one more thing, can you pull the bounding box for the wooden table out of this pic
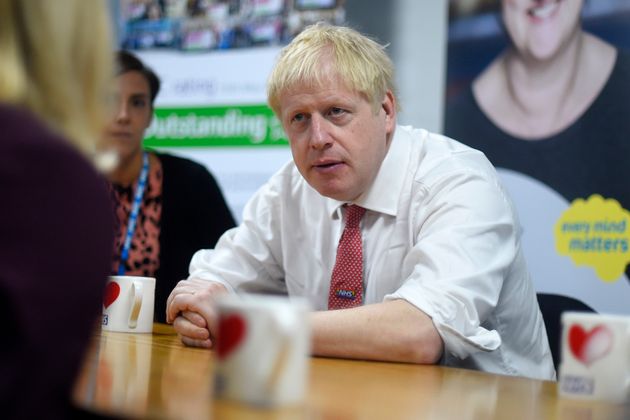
[73,324,629,419]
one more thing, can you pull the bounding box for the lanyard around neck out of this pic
[118,152,149,275]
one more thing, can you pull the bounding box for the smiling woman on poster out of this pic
[446,0,630,208]
[445,0,630,291]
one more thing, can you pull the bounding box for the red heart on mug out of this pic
[568,324,614,366]
[103,282,120,309]
[217,314,247,360]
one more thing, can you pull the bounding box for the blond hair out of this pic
[0,0,113,160]
[267,22,398,115]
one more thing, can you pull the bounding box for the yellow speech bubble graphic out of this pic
[554,195,630,281]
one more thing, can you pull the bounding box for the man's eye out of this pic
[329,107,345,116]
[291,113,305,123]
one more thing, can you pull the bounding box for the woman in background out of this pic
[105,51,235,323]
[0,1,114,418]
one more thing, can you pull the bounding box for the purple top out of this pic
[0,104,114,418]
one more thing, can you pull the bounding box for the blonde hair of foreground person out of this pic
[0,0,113,164]
[267,22,400,115]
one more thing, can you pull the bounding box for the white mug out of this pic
[102,276,155,333]
[559,312,630,403]
[213,294,311,407]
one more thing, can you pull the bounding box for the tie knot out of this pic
[345,205,366,228]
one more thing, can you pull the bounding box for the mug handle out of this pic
[128,280,143,329]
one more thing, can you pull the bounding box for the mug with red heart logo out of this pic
[559,312,630,403]
[213,294,310,407]
[102,276,155,333]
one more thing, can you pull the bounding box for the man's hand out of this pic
[165,278,228,348]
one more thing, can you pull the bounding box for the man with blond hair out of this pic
[166,23,555,380]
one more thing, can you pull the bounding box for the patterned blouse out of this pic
[110,154,163,277]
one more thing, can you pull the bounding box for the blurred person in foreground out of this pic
[166,23,555,380]
[104,50,235,323]
[0,1,115,418]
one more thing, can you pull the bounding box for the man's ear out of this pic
[382,90,396,134]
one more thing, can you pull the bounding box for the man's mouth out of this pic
[528,0,561,19]
[313,159,344,170]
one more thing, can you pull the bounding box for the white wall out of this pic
[391,0,448,133]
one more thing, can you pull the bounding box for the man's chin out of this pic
[313,185,360,202]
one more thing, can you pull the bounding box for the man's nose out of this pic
[310,114,332,149]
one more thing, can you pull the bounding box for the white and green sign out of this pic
[145,105,288,147]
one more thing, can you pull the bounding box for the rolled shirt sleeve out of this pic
[385,159,521,360]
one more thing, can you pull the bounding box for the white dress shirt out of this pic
[189,125,555,380]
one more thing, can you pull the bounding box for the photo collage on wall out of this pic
[121,0,345,52]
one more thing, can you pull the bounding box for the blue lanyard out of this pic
[118,152,149,275]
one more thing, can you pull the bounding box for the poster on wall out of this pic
[117,0,346,219]
[444,0,630,314]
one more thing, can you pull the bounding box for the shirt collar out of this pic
[326,125,412,218]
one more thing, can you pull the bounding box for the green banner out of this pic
[143,104,289,147]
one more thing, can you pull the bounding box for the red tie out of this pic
[328,205,366,310]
